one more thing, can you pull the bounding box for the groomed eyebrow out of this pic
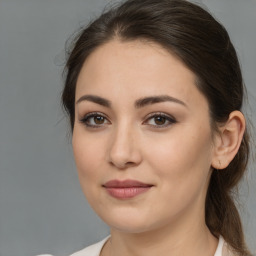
[76,95,111,108]
[76,94,187,108]
[135,95,187,108]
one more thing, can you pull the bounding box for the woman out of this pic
[59,0,252,255]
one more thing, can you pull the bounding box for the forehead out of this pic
[76,39,207,108]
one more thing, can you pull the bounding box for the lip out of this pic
[103,179,153,199]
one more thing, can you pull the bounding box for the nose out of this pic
[107,124,142,169]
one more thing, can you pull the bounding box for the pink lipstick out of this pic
[103,179,153,199]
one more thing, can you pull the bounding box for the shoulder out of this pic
[222,242,239,256]
[36,236,110,256]
[215,236,238,256]
[216,236,239,256]
[70,236,110,256]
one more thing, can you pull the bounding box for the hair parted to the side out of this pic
[62,0,252,255]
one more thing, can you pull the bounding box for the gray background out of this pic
[0,0,255,255]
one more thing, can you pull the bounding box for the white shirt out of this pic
[38,235,229,256]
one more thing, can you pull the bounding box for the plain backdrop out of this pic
[0,0,255,255]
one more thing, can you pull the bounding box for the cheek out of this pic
[72,131,109,209]
[145,125,213,190]
[72,131,105,182]
[144,129,213,220]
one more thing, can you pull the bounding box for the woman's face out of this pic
[72,40,216,234]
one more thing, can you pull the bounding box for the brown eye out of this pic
[154,116,166,125]
[144,113,177,128]
[80,112,110,128]
[94,116,105,124]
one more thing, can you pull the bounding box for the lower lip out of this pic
[104,187,152,199]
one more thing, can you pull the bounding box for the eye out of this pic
[144,113,176,128]
[79,112,110,128]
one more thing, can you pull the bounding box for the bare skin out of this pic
[72,39,245,256]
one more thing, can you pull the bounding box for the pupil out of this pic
[155,116,166,125]
[94,116,104,124]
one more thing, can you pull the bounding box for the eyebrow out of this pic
[76,95,111,107]
[76,94,187,108]
[135,95,187,108]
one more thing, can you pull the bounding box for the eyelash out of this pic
[79,112,110,128]
[143,112,177,128]
[79,112,177,129]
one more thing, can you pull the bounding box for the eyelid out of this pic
[78,111,176,128]
[79,112,111,128]
[143,112,177,127]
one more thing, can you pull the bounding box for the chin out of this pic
[97,210,160,234]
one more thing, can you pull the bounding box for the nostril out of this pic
[126,161,137,166]
[109,160,138,170]
[107,133,142,168]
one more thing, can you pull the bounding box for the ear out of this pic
[211,111,246,170]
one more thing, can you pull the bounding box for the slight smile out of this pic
[103,179,154,199]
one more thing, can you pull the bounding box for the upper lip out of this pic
[103,179,153,188]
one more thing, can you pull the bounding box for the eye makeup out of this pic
[143,112,177,128]
[79,112,110,128]
[79,110,177,130]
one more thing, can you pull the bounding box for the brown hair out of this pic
[62,0,251,255]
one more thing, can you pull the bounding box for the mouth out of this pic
[102,179,153,199]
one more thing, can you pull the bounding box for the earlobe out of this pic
[211,111,246,170]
